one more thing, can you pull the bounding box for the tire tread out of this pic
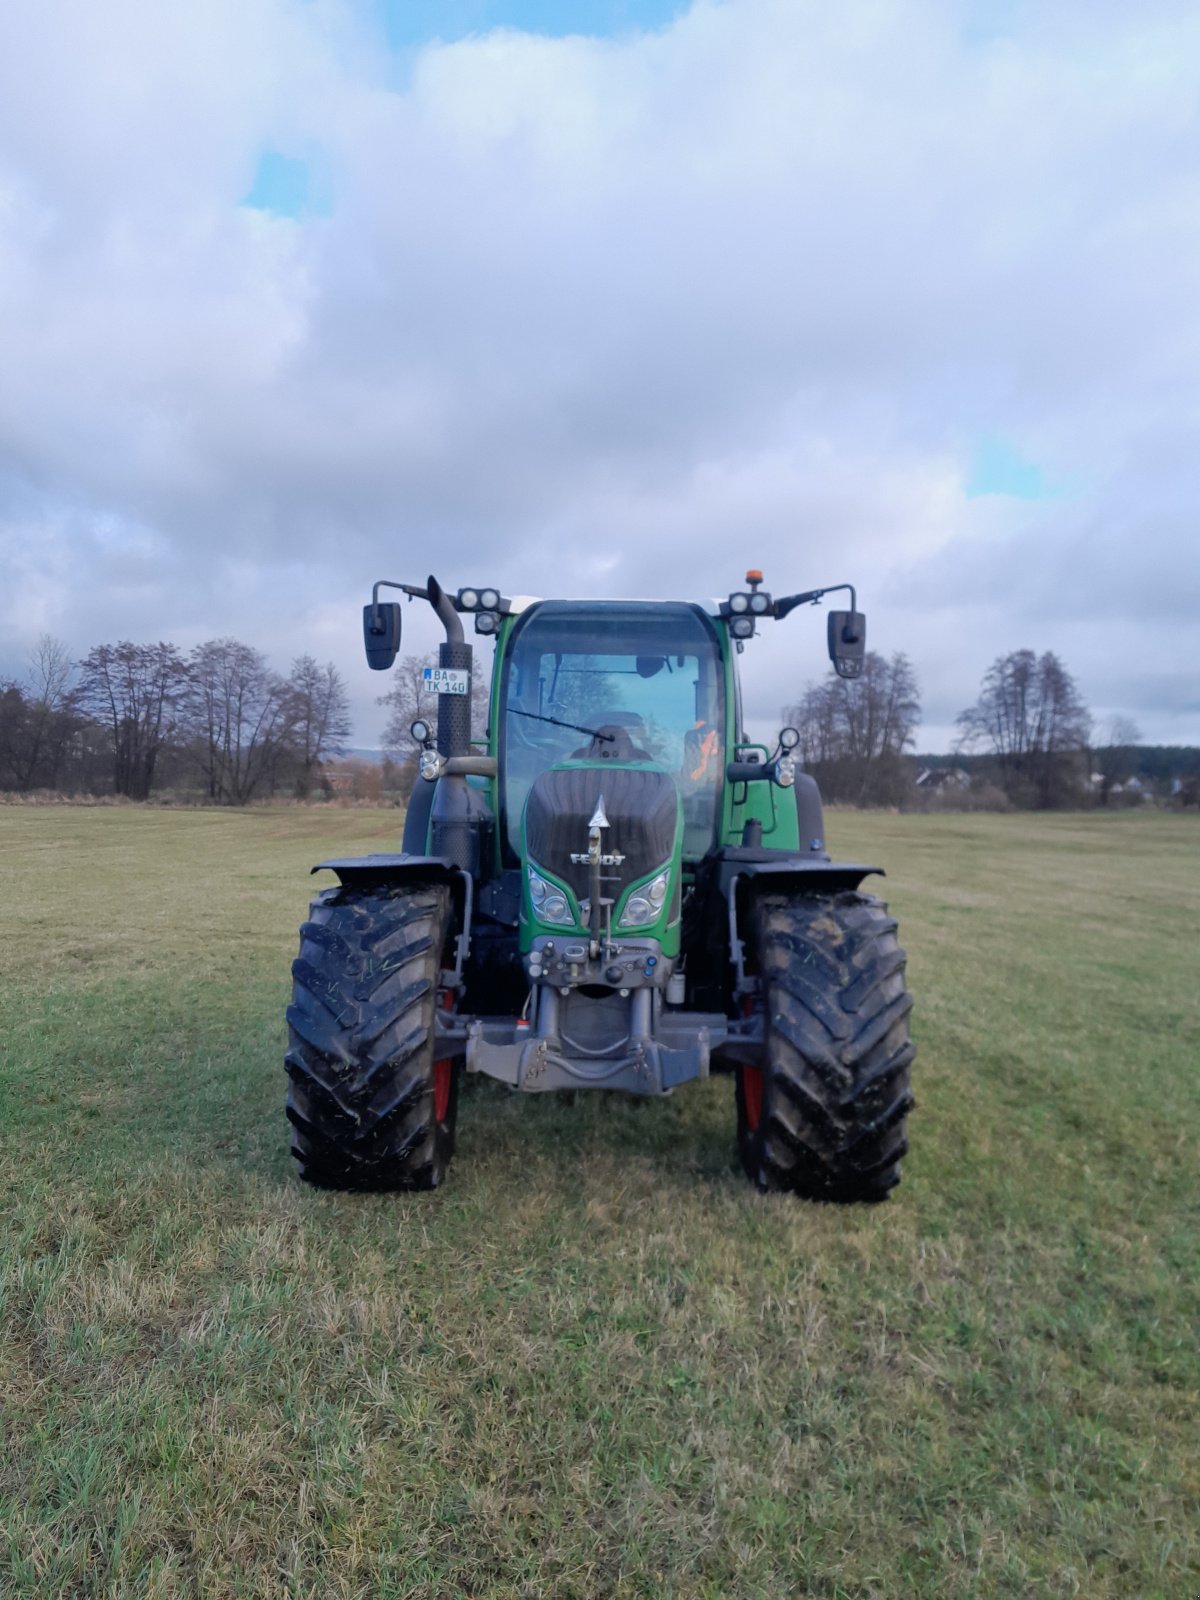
[285,883,457,1190]
[737,890,915,1202]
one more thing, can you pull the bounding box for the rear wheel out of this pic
[285,882,459,1190]
[736,890,915,1202]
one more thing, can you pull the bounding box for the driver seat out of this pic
[570,722,653,762]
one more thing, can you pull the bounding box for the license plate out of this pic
[423,667,470,696]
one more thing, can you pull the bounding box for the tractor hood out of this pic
[524,764,679,905]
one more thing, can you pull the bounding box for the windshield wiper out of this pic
[511,709,614,743]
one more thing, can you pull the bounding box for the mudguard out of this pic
[710,847,883,901]
[402,778,436,853]
[310,853,474,983]
[311,852,460,888]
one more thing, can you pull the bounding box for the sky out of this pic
[1,0,1198,753]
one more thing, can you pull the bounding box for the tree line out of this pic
[1,636,350,802]
[784,651,921,807]
[3,633,1187,811]
[784,646,1182,809]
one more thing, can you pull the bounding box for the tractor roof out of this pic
[504,595,721,617]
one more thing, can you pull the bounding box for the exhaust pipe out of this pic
[426,575,473,760]
[424,574,489,874]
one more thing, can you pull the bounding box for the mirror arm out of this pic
[369,577,466,646]
[774,582,856,622]
[369,579,425,630]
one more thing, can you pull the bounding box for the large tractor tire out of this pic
[736,891,915,1202]
[285,882,459,1190]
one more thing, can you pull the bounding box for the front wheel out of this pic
[285,882,459,1190]
[736,891,915,1202]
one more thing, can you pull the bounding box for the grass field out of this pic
[1,806,1198,1598]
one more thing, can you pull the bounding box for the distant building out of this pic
[915,767,970,790]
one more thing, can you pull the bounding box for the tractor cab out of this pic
[497,599,725,867]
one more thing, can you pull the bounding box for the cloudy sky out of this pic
[1,0,1197,751]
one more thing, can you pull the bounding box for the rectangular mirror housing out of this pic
[828,610,866,679]
[363,601,402,670]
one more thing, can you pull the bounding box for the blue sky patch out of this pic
[961,0,1020,49]
[378,0,686,48]
[243,150,326,219]
[966,435,1049,499]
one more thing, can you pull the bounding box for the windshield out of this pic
[500,601,724,863]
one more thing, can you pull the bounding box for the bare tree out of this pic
[379,655,440,763]
[0,683,28,789]
[0,636,80,791]
[79,641,188,799]
[956,649,1091,807]
[288,656,352,796]
[784,651,921,805]
[789,678,840,770]
[1095,714,1143,805]
[185,639,296,804]
[378,651,490,760]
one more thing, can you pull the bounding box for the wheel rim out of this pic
[433,1058,452,1123]
[433,986,454,1123]
[741,1065,764,1132]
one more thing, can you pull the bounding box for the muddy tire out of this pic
[736,891,915,1202]
[285,882,459,1190]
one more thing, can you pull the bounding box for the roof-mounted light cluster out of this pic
[720,568,773,639]
[455,585,509,636]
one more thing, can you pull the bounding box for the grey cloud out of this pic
[1,0,1198,751]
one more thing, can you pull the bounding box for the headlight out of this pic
[619,869,671,928]
[749,591,770,614]
[480,587,500,611]
[459,587,479,610]
[774,756,796,788]
[728,592,750,614]
[528,868,574,924]
[730,616,754,639]
[419,748,444,781]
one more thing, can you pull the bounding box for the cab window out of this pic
[499,602,723,863]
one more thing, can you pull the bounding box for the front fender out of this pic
[711,848,883,901]
[705,849,883,1005]
[311,852,460,888]
[309,853,473,981]
[309,855,471,927]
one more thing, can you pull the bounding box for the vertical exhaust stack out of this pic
[425,575,492,874]
[426,575,473,758]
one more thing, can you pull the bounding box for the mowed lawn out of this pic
[1,806,1198,1599]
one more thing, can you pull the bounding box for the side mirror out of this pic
[363,602,402,670]
[827,610,866,679]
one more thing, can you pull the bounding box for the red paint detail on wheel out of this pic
[433,1058,452,1123]
[433,988,454,1123]
[741,1065,764,1132]
[739,992,763,1131]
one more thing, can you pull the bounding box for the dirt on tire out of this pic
[736,890,915,1202]
[285,882,458,1190]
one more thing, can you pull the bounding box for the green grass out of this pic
[1,806,1198,1598]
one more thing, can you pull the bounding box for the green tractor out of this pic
[285,571,914,1201]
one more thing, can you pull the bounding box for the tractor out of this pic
[285,571,914,1200]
